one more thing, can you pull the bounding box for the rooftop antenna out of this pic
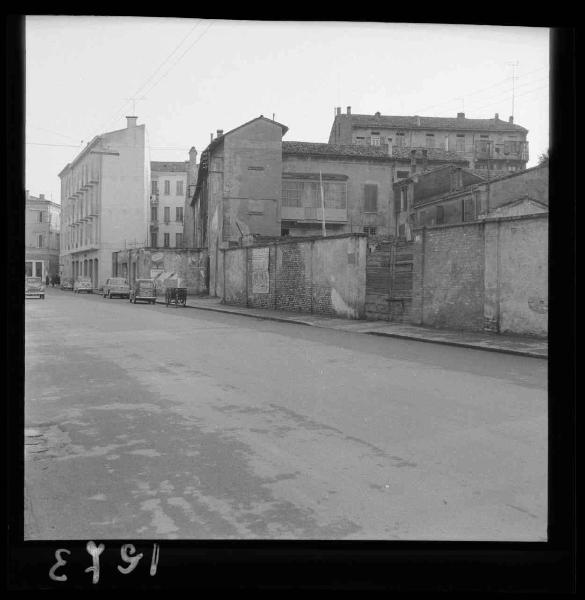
[126,95,146,115]
[272,113,275,121]
[506,61,519,118]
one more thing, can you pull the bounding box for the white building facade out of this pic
[59,116,150,288]
[149,161,188,249]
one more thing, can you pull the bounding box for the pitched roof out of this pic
[342,113,528,133]
[282,141,467,163]
[151,161,188,173]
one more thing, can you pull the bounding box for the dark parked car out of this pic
[103,277,130,299]
[74,277,93,294]
[129,279,157,304]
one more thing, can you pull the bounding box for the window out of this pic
[164,206,170,224]
[396,132,405,147]
[371,131,380,146]
[175,207,183,222]
[363,226,377,236]
[355,136,366,145]
[151,232,158,248]
[176,180,184,195]
[396,170,410,179]
[163,233,170,247]
[426,133,435,148]
[175,233,183,248]
[281,228,290,237]
[363,184,378,213]
[282,181,302,207]
[164,180,170,195]
[37,234,43,248]
[282,180,347,209]
[222,213,231,241]
[151,180,158,194]
[456,134,465,152]
[436,205,444,224]
[401,188,408,211]
[151,206,158,222]
[38,211,44,223]
[463,196,476,222]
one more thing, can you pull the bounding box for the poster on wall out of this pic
[251,247,269,294]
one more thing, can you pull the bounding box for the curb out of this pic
[365,331,547,359]
[157,299,548,359]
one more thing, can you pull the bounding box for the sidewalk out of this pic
[158,295,548,359]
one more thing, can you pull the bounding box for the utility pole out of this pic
[319,170,326,237]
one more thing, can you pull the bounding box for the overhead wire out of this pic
[98,19,205,132]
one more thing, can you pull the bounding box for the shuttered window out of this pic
[363,184,378,213]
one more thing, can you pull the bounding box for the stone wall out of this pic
[114,247,209,295]
[222,233,367,319]
[411,213,548,337]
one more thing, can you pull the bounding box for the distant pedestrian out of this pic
[55,274,60,287]
[45,274,50,287]
[50,276,55,287]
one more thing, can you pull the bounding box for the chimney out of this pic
[39,193,45,200]
[126,116,138,128]
[508,115,514,123]
[336,107,341,116]
[457,112,465,119]
[346,106,351,115]
[210,133,214,142]
[375,111,381,117]
[189,146,198,164]
[216,129,224,138]
[494,113,499,120]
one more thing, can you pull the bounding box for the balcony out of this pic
[282,206,348,223]
[474,140,529,161]
[150,194,159,206]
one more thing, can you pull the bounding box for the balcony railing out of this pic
[282,206,348,223]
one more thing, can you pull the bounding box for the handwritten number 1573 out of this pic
[49,542,160,583]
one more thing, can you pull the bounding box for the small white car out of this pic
[74,277,93,294]
[25,277,45,299]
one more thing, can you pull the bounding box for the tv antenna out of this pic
[126,96,147,115]
[506,61,520,118]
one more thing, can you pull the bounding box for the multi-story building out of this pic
[328,107,529,173]
[58,116,150,288]
[188,115,469,296]
[149,160,189,249]
[25,191,61,280]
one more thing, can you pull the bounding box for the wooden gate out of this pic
[365,239,414,322]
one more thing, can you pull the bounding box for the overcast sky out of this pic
[25,17,550,202]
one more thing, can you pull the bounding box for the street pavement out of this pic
[24,288,548,541]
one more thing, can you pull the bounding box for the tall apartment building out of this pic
[25,191,61,279]
[58,116,149,288]
[328,107,529,173]
[149,160,188,249]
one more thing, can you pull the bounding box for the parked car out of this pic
[103,277,130,299]
[60,277,73,291]
[74,277,93,294]
[25,276,45,299]
[129,278,157,305]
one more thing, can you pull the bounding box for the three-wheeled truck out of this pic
[164,279,187,307]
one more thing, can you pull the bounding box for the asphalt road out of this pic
[24,288,547,541]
